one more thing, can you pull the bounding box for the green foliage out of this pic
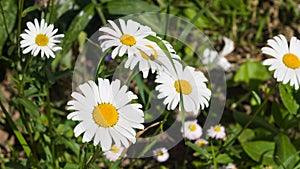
[241,141,276,165]
[0,0,17,54]
[279,83,300,115]
[234,60,271,85]
[107,0,160,15]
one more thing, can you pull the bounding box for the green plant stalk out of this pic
[211,141,217,169]
[44,58,58,168]
[17,0,24,58]
[0,100,38,166]
[0,0,9,37]
[163,0,170,39]
[83,146,101,169]
[221,84,277,150]
[91,0,106,25]
[16,54,39,165]
[48,0,55,23]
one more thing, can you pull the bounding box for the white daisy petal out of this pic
[68,78,144,150]
[20,18,64,58]
[262,35,300,89]
[98,19,156,59]
[207,124,226,139]
[155,65,211,115]
[153,147,169,162]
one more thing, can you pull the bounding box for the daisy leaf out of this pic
[279,83,300,115]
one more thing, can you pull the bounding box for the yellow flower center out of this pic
[35,34,49,46]
[196,140,206,147]
[189,124,197,132]
[120,34,136,46]
[157,151,164,157]
[174,80,192,95]
[282,53,300,69]
[110,145,120,154]
[92,103,119,128]
[214,125,221,132]
[139,45,158,60]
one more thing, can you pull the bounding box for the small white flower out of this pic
[202,37,234,71]
[67,78,144,151]
[20,18,64,58]
[195,138,208,147]
[207,124,226,139]
[98,19,156,59]
[181,120,202,140]
[79,11,84,16]
[104,144,124,162]
[155,62,211,114]
[124,38,181,78]
[262,34,300,90]
[225,163,237,169]
[153,147,169,162]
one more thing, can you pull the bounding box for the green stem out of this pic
[44,58,58,168]
[17,0,24,59]
[221,84,277,150]
[48,0,55,23]
[210,141,217,169]
[16,55,39,165]
[0,100,38,166]
[0,0,9,37]
[91,0,106,25]
[163,0,170,39]
[83,146,101,169]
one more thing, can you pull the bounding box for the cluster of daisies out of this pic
[95,19,213,161]
[19,17,300,167]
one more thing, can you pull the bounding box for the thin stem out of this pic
[0,100,38,166]
[48,0,55,23]
[83,146,101,169]
[44,58,58,168]
[17,0,24,59]
[163,0,170,39]
[210,141,217,169]
[221,84,277,150]
[91,0,106,25]
[0,0,9,37]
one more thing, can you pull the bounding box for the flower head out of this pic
[155,62,211,114]
[98,19,156,59]
[153,147,169,162]
[202,37,233,71]
[20,18,64,58]
[124,38,181,78]
[67,78,144,151]
[207,124,226,139]
[262,34,300,89]
[195,138,208,147]
[181,120,202,140]
[225,163,237,169]
[104,144,125,162]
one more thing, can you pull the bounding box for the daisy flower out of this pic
[225,163,237,169]
[202,37,234,71]
[67,78,144,151]
[262,34,300,90]
[181,120,202,140]
[104,144,125,162]
[195,138,208,147]
[155,62,211,114]
[207,124,226,139]
[98,19,156,59]
[124,38,181,78]
[153,147,169,162]
[20,18,64,58]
